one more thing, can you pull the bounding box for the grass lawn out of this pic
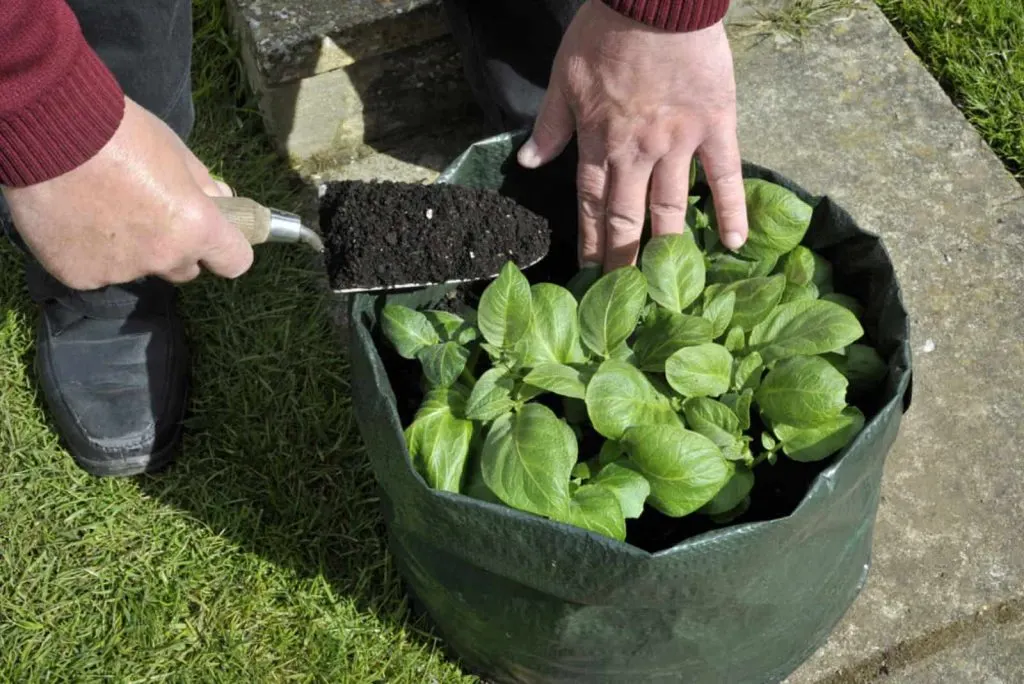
[0,0,473,681]
[0,0,1020,680]
[876,0,1023,179]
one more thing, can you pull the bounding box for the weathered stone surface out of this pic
[308,120,491,185]
[719,1,1024,681]
[228,0,448,86]
[896,614,1024,682]
[260,37,476,166]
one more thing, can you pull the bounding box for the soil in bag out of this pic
[319,180,551,291]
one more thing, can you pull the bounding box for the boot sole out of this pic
[69,427,182,477]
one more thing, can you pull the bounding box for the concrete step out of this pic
[226,0,479,170]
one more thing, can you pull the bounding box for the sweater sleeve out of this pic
[0,0,125,188]
[601,0,731,31]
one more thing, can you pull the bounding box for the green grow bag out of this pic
[347,132,913,683]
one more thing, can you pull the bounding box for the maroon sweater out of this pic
[0,0,730,188]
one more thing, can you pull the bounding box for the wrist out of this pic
[599,0,730,32]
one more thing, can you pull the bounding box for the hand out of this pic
[1,97,253,291]
[517,0,748,271]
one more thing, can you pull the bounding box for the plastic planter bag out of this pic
[347,132,913,683]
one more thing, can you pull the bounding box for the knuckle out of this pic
[649,200,687,218]
[578,197,605,221]
[605,208,643,238]
[705,166,743,186]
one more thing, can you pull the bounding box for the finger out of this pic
[698,125,748,251]
[179,148,233,198]
[649,152,694,238]
[161,261,203,284]
[603,159,654,271]
[576,155,607,267]
[518,85,575,169]
[194,198,255,279]
[212,179,234,197]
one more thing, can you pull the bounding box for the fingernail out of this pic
[518,139,542,168]
[722,231,746,251]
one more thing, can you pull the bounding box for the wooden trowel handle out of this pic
[212,196,272,245]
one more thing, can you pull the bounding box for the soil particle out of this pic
[320,180,551,291]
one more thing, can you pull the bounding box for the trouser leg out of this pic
[6,0,196,477]
[441,0,585,131]
[66,0,195,139]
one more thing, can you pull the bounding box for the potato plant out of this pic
[379,178,887,542]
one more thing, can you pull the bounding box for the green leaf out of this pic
[518,283,588,366]
[774,406,865,462]
[732,351,764,392]
[609,341,636,364]
[481,403,577,518]
[382,304,440,359]
[478,261,532,350]
[702,290,736,339]
[586,359,680,439]
[701,467,755,516]
[721,389,754,431]
[724,326,746,352]
[709,496,751,524]
[634,309,714,372]
[417,342,470,388]
[622,424,733,517]
[591,462,651,519]
[782,246,816,285]
[578,266,648,357]
[682,397,746,460]
[424,310,478,345]
[706,253,762,284]
[751,256,780,277]
[598,440,625,466]
[805,249,835,292]
[716,275,788,330]
[404,388,473,492]
[781,281,819,304]
[734,179,813,261]
[642,233,706,313]
[465,367,516,422]
[567,263,602,302]
[748,300,864,364]
[683,396,740,433]
[572,461,592,482]
[665,343,733,398]
[761,431,778,451]
[523,363,589,399]
[481,342,503,362]
[756,356,848,428]
[554,484,626,541]
[824,343,888,394]
[822,292,864,318]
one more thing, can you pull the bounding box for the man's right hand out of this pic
[1,97,254,291]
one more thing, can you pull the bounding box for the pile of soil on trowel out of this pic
[320,180,551,291]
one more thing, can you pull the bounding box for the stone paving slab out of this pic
[228,0,446,86]
[261,37,476,167]
[892,612,1024,682]
[717,0,1024,681]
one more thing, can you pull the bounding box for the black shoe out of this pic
[25,262,189,477]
